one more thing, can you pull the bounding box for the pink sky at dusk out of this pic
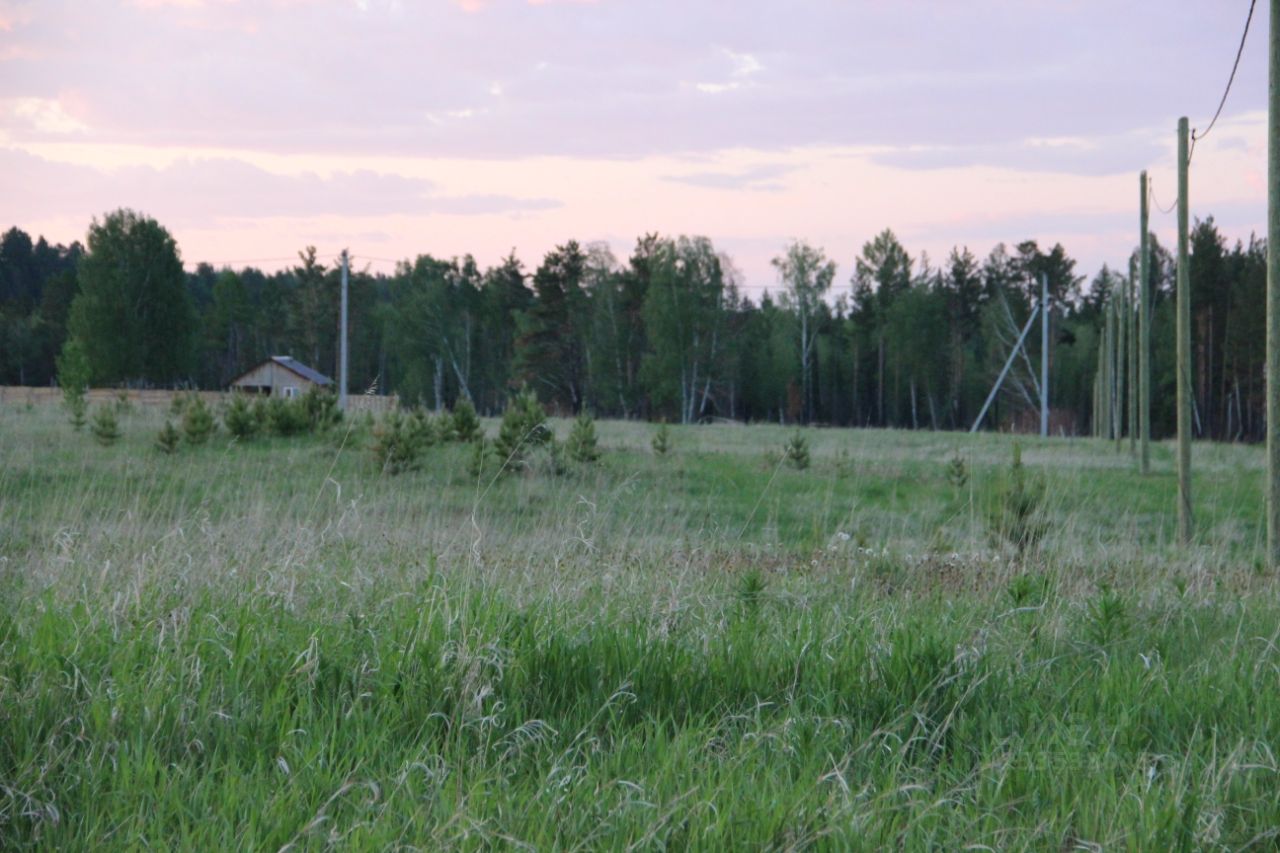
[0,0,1269,294]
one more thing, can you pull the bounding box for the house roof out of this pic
[229,356,334,387]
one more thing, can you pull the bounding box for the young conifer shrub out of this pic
[223,394,258,440]
[651,422,672,456]
[494,389,550,473]
[301,387,342,432]
[266,398,309,437]
[985,442,1048,557]
[181,397,216,446]
[156,420,181,454]
[567,411,601,463]
[451,399,482,444]
[370,410,421,475]
[468,437,492,480]
[784,430,810,470]
[89,404,121,446]
[57,339,90,431]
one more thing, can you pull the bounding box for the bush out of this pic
[301,387,342,432]
[57,339,90,431]
[370,410,423,475]
[265,398,310,437]
[567,411,601,464]
[89,405,121,446]
[784,430,810,470]
[493,389,551,474]
[651,422,672,456]
[156,420,181,454]
[181,397,216,446]
[451,399,482,444]
[985,442,1048,557]
[468,437,492,481]
[223,394,258,440]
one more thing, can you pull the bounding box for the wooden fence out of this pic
[0,386,399,413]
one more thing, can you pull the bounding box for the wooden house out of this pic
[229,356,333,398]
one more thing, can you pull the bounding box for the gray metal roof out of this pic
[270,356,333,386]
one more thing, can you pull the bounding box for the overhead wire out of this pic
[1188,0,1257,164]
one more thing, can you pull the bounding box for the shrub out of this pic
[370,410,422,475]
[57,339,90,431]
[493,389,551,473]
[181,397,216,446]
[265,398,310,437]
[567,411,601,464]
[468,437,492,481]
[113,390,134,416]
[89,405,121,446]
[451,399,482,444]
[651,422,672,456]
[985,442,1048,557]
[156,420,181,454]
[407,408,438,447]
[301,387,342,432]
[784,430,810,470]
[223,394,258,440]
[946,451,969,491]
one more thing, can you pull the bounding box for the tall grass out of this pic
[1,404,1277,848]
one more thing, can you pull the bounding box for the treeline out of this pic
[0,209,1268,439]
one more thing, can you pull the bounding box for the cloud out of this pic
[0,147,561,225]
[662,163,797,192]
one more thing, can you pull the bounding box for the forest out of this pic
[0,209,1268,439]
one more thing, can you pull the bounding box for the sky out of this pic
[0,0,1270,295]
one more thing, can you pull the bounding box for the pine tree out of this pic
[182,397,215,445]
[223,394,258,440]
[784,430,810,470]
[494,388,550,473]
[156,420,181,454]
[89,404,120,446]
[451,398,482,443]
[567,411,601,463]
[651,422,672,456]
[57,338,90,431]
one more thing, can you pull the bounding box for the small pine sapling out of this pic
[370,410,421,475]
[223,394,258,440]
[182,396,216,446]
[301,387,342,432]
[57,339,90,431]
[946,451,969,493]
[468,437,492,480]
[784,430,810,470]
[985,442,1049,557]
[493,389,550,474]
[567,411,601,463]
[450,399,482,443]
[89,404,121,446]
[651,422,672,456]
[156,420,181,454]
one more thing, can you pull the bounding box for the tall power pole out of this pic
[1177,117,1193,544]
[1268,0,1280,563]
[1127,240,1137,455]
[1140,170,1151,473]
[339,249,349,411]
[1040,272,1049,437]
[1115,284,1125,451]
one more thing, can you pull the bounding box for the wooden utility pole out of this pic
[1177,117,1193,544]
[1127,246,1137,455]
[1104,294,1115,440]
[1268,0,1280,563]
[339,249,349,411]
[1041,272,1050,437]
[1140,170,1151,473]
[1115,286,1125,450]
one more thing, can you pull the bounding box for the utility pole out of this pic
[1104,293,1115,440]
[1140,170,1151,473]
[1115,284,1125,451]
[1177,117,1193,544]
[1127,245,1137,455]
[339,249,349,411]
[1040,272,1050,437]
[1268,0,1280,563]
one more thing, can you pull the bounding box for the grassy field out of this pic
[2,402,1279,849]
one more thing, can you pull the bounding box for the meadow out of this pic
[1,400,1279,850]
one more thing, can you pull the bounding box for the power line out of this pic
[1189,0,1257,164]
[1149,180,1178,216]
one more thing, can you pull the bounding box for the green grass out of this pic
[2,404,1279,849]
